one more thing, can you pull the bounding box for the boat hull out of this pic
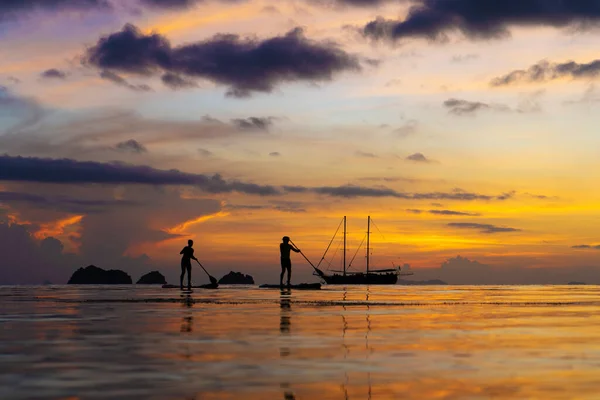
[321,273,398,285]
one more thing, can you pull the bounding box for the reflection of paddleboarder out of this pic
[180,239,198,290]
[280,236,300,287]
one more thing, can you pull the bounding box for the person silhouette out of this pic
[180,239,198,290]
[280,236,300,287]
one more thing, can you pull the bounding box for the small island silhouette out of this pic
[68,265,132,284]
[136,271,167,285]
[218,271,255,284]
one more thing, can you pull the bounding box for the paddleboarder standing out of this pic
[180,239,198,290]
[280,236,300,287]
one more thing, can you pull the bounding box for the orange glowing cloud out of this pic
[34,215,83,252]
[166,210,230,235]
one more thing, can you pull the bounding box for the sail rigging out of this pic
[315,216,407,285]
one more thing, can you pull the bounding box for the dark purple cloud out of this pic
[0,156,525,202]
[115,139,148,153]
[161,73,198,89]
[231,117,274,131]
[100,70,152,92]
[362,0,600,42]
[139,0,200,8]
[288,184,513,201]
[447,222,521,234]
[491,59,600,86]
[0,155,279,196]
[83,24,362,97]
[572,244,600,250]
[41,68,67,79]
[0,0,109,20]
[443,98,511,115]
[408,209,481,216]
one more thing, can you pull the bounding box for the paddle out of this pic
[195,259,218,285]
[289,239,326,278]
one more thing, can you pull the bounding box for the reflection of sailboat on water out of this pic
[316,216,413,285]
[340,289,372,400]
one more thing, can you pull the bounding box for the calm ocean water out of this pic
[2,284,600,399]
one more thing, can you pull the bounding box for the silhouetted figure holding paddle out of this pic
[280,236,300,287]
[180,239,198,290]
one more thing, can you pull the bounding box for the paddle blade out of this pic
[209,276,218,285]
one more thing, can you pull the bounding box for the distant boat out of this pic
[315,216,413,285]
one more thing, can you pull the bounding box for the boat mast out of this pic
[343,215,347,277]
[366,216,370,274]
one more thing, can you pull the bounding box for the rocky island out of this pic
[218,271,254,284]
[68,265,132,284]
[136,271,167,285]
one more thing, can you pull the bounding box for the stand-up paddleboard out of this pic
[162,283,219,289]
[259,283,321,290]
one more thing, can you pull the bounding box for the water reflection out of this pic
[180,293,194,333]
[4,285,600,399]
[341,287,372,400]
[280,289,295,400]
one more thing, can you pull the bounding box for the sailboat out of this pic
[315,216,413,285]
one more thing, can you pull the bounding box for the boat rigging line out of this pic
[316,216,344,269]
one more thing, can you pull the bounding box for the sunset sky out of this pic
[2,0,600,284]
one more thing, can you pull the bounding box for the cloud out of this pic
[83,24,362,97]
[225,200,306,213]
[0,155,280,196]
[100,70,152,92]
[161,73,198,89]
[443,98,510,115]
[115,139,148,154]
[0,156,527,202]
[385,78,402,87]
[565,84,600,105]
[0,0,109,21]
[408,209,480,216]
[409,255,600,285]
[7,76,21,84]
[285,184,513,201]
[0,87,44,135]
[491,59,600,87]
[231,117,274,131]
[430,210,479,216]
[437,209,480,216]
[355,150,378,158]
[269,152,281,157]
[393,119,418,137]
[406,152,431,163]
[524,192,557,200]
[358,175,442,184]
[451,54,479,63]
[138,0,200,9]
[41,68,67,80]
[361,1,600,43]
[447,222,521,234]
[572,244,600,250]
[198,148,214,157]
[0,190,136,214]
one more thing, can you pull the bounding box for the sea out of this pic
[2,284,600,400]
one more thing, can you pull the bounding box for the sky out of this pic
[2,0,600,285]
